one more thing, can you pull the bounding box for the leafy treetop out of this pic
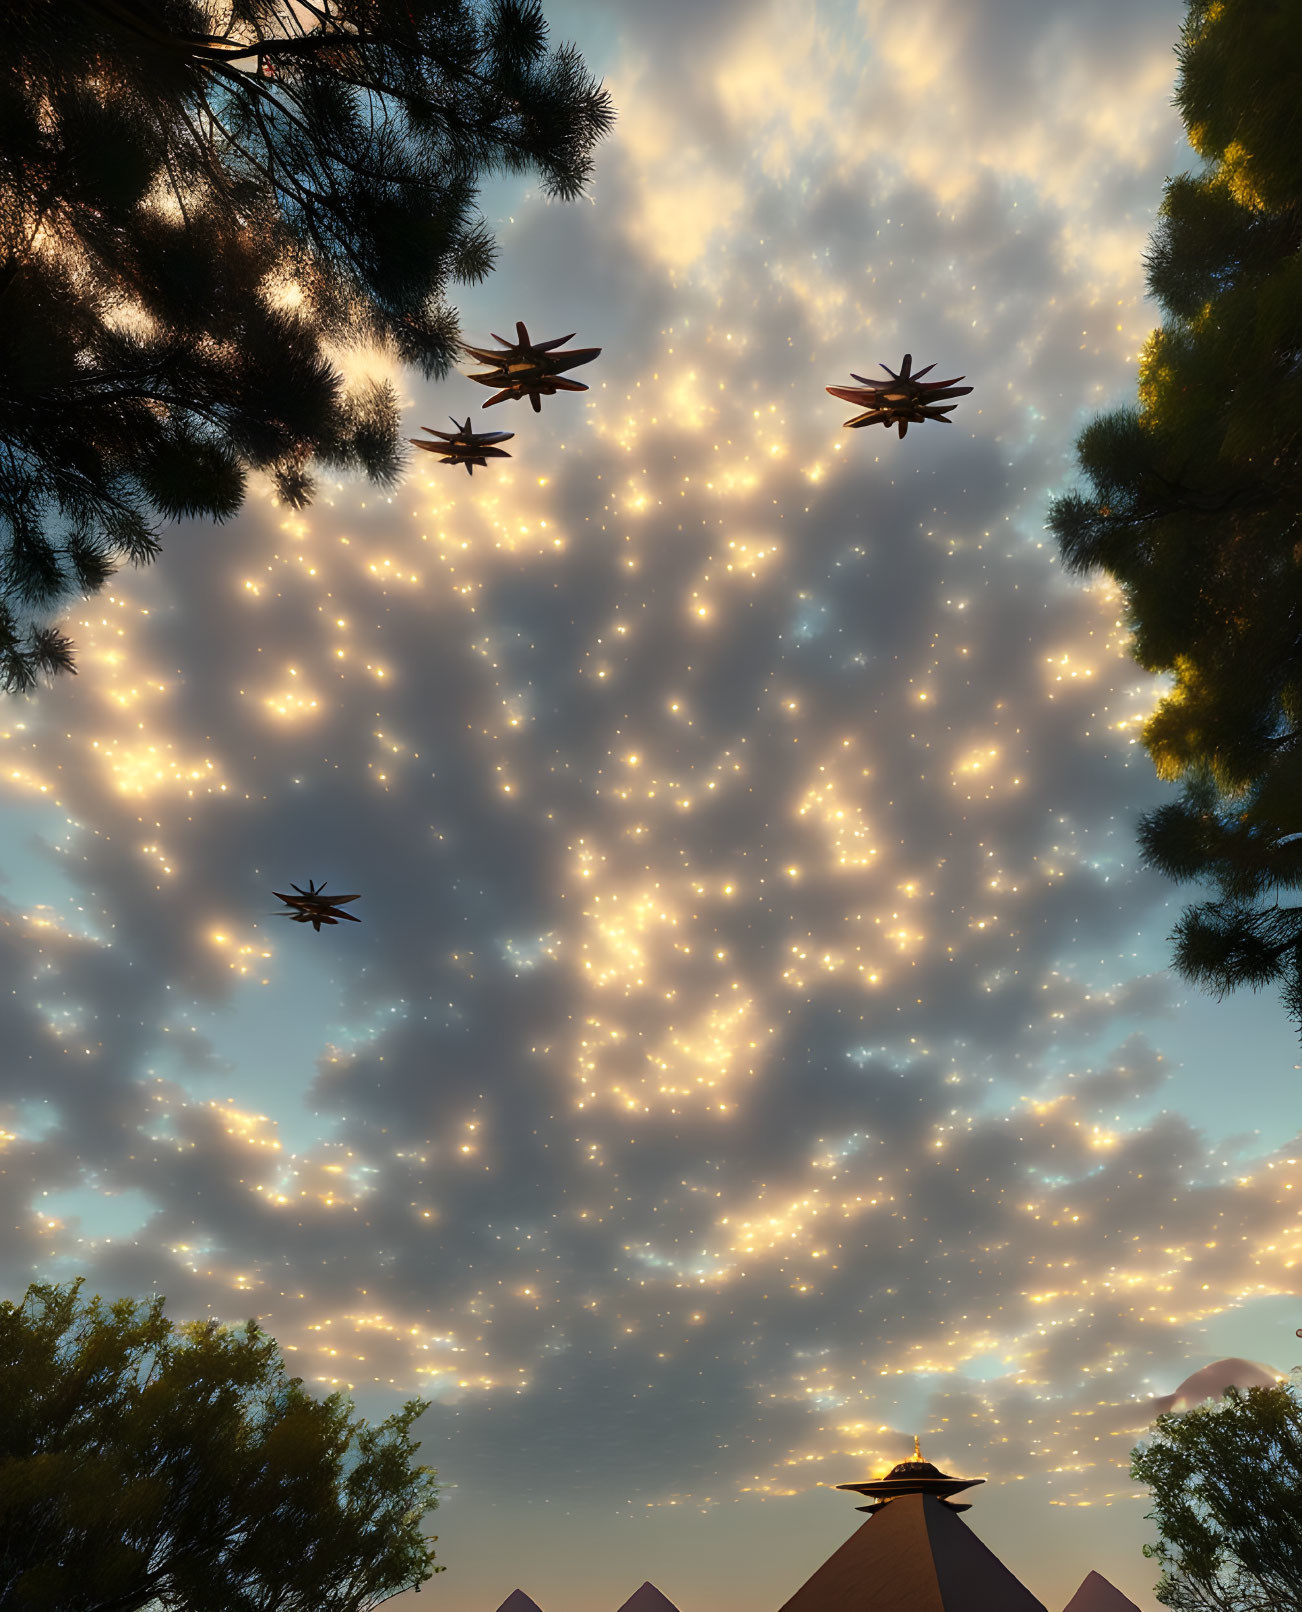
[0,1279,443,1611]
[1131,1375,1302,1612]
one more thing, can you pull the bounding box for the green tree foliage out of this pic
[1131,1377,1302,1612]
[1047,0,1302,1031]
[0,1280,443,1610]
[0,0,613,692]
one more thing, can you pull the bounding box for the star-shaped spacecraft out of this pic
[462,320,601,411]
[273,879,362,932]
[826,353,973,438]
[409,416,514,474]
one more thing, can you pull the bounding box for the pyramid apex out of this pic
[837,1439,983,1512]
[613,1582,682,1612]
[1061,1569,1142,1612]
[493,1591,545,1612]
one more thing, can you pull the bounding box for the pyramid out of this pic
[614,1584,682,1612]
[776,1491,1047,1612]
[1061,1571,1142,1612]
[493,1592,546,1612]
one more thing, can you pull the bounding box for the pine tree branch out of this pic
[72,0,232,54]
[204,93,366,283]
[203,73,428,193]
[1,0,613,689]
[79,0,531,124]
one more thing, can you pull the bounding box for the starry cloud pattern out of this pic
[0,0,1297,1557]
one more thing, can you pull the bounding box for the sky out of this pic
[3,1,1301,1609]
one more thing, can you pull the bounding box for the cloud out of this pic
[1150,1356,1285,1416]
[2,0,1296,1543]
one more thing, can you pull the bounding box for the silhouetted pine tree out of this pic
[1047,0,1302,1033]
[0,0,613,691]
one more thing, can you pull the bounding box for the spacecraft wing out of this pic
[545,347,602,374]
[462,342,516,365]
[826,384,885,407]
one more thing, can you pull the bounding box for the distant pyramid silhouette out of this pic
[1062,1570,1141,1612]
[493,1592,545,1612]
[614,1583,683,1612]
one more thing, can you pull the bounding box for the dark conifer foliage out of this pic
[0,0,613,691]
[1047,0,1302,1034]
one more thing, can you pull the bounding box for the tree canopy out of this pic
[1046,0,1302,1033]
[0,0,613,692]
[1131,1376,1302,1612]
[0,1280,443,1611]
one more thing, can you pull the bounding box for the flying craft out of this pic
[273,880,362,932]
[409,417,514,474]
[462,320,601,411]
[826,353,973,438]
